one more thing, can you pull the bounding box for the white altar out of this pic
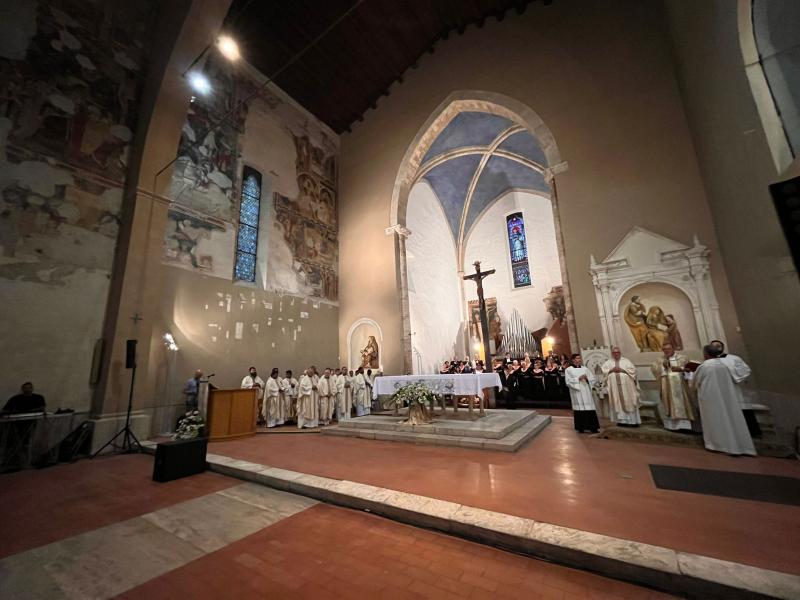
[372,373,502,399]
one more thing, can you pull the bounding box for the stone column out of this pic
[90,0,233,450]
[386,224,413,374]
[546,168,580,353]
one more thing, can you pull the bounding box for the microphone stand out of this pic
[92,358,143,457]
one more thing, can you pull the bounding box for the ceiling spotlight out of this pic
[188,71,211,95]
[216,35,240,61]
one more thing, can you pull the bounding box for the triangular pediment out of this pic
[602,227,689,268]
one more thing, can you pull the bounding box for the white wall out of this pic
[407,182,463,373]
[464,191,562,338]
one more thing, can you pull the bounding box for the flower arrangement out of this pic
[173,410,206,440]
[386,382,435,425]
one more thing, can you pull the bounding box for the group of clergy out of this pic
[565,340,757,456]
[240,366,380,429]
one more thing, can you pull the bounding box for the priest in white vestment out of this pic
[241,367,265,424]
[317,369,334,426]
[364,369,375,413]
[710,340,759,436]
[335,367,350,420]
[282,370,298,424]
[263,368,283,428]
[565,354,600,433]
[353,368,368,416]
[650,343,695,431]
[344,369,354,418]
[296,369,318,429]
[693,346,757,456]
[601,347,641,426]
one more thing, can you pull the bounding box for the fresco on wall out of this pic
[164,59,339,301]
[468,297,502,354]
[0,0,156,410]
[0,0,154,282]
[269,132,338,301]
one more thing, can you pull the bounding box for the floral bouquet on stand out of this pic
[385,382,436,425]
[173,411,206,440]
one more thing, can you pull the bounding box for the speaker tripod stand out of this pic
[92,360,143,457]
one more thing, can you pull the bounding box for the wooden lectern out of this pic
[206,388,257,441]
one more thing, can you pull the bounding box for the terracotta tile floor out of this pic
[0,453,236,559]
[209,417,800,574]
[117,502,676,600]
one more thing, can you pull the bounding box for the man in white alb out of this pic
[317,368,334,426]
[565,354,600,433]
[264,368,283,428]
[353,367,368,416]
[344,368,354,418]
[296,368,318,429]
[334,367,349,421]
[710,339,759,436]
[650,343,694,431]
[693,345,756,456]
[282,369,298,424]
[601,346,641,426]
[241,367,265,425]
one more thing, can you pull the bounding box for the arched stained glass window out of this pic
[506,212,531,288]
[234,166,262,282]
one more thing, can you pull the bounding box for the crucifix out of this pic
[130,313,143,326]
[463,261,495,366]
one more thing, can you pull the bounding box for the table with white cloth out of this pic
[372,373,502,416]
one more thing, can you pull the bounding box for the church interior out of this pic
[2,0,800,598]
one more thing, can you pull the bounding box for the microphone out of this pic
[207,373,216,378]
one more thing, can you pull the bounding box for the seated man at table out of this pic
[3,382,46,415]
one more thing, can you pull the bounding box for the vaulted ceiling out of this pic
[418,111,549,243]
[224,0,550,134]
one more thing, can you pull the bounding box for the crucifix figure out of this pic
[463,261,495,366]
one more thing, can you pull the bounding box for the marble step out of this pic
[331,409,537,439]
[322,414,551,452]
[138,440,800,600]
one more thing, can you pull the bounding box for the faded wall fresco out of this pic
[163,60,339,302]
[0,0,156,410]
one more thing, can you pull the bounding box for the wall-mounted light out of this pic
[216,34,240,61]
[188,71,211,95]
[163,333,179,352]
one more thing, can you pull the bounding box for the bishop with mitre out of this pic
[601,346,641,426]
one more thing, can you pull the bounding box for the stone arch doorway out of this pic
[388,91,578,373]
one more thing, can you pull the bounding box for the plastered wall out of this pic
[338,0,743,375]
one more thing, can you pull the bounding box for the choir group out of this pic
[490,353,575,407]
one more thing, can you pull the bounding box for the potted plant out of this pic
[152,411,208,482]
[385,383,436,425]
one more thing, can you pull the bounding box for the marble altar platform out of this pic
[322,409,551,451]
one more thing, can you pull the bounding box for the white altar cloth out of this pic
[372,373,502,399]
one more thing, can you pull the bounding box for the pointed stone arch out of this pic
[387,91,576,372]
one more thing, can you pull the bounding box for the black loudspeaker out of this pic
[125,339,137,369]
[153,438,208,482]
[770,175,800,275]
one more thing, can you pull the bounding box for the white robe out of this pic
[601,358,641,425]
[241,375,265,418]
[651,354,694,431]
[720,354,751,407]
[335,374,350,420]
[565,366,596,411]
[296,375,318,428]
[282,377,298,421]
[344,375,354,417]
[694,359,756,456]
[263,377,283,428]
[317,376,334,425]
[353,373,368,416]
